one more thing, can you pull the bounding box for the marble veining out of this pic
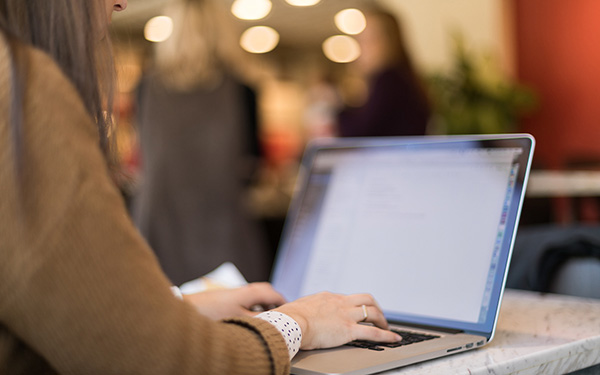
[379,289,600,374]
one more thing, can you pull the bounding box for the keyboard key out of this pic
[345,329,440,351]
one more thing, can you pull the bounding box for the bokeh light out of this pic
[334,8,366,35]
[240,26,280,54]
[285,0,321,6]
[144,16,173,43]
[231,0,272,21]
[322,35,361,63]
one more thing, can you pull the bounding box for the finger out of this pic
[361,305,389,330]
[355,304,368,323]
[353,324,402,343]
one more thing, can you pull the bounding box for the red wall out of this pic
[513,0,600,169]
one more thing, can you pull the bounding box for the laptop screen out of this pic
[271,135,534,335]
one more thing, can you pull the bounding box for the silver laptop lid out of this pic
[271,134,535,339]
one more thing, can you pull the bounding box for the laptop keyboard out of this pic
[345,329,440,351]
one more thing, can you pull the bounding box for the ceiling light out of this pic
[285,0,320,6]
[240,26,280,54]
[231,0,272,20]
[144,16,173,43]
[322,35,360,63]
[334,8,366,35]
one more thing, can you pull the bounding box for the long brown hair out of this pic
[366,10,416,75]
[362,7,431,111]
[0,0,115,157]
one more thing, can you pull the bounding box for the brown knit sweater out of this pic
[0,35,290,374]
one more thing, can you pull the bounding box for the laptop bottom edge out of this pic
[291,332,487,375]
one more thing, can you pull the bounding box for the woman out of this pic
[131,0,272,285]
[337,8,431,137]
[0,1,400,374]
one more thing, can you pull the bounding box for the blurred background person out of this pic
[130,0,271,285]
[337,7,432,137]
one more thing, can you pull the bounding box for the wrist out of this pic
[273,307,308,343]
[256,311,302,359]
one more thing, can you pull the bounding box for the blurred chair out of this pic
[507,224,600,299]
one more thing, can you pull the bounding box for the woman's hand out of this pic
[274,292,401,350]
[183,282,286,320]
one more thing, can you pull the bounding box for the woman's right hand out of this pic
[274,292,402,350]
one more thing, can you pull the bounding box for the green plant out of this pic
[427,37,536,135]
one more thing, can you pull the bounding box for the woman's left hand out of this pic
[182,282,287,320]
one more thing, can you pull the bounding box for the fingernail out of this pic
[394,334,402,341]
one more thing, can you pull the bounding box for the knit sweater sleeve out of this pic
[0,41,290,375]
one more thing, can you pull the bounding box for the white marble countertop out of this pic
[381,289,600,374]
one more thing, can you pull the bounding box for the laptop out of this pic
[270,134,535,375]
